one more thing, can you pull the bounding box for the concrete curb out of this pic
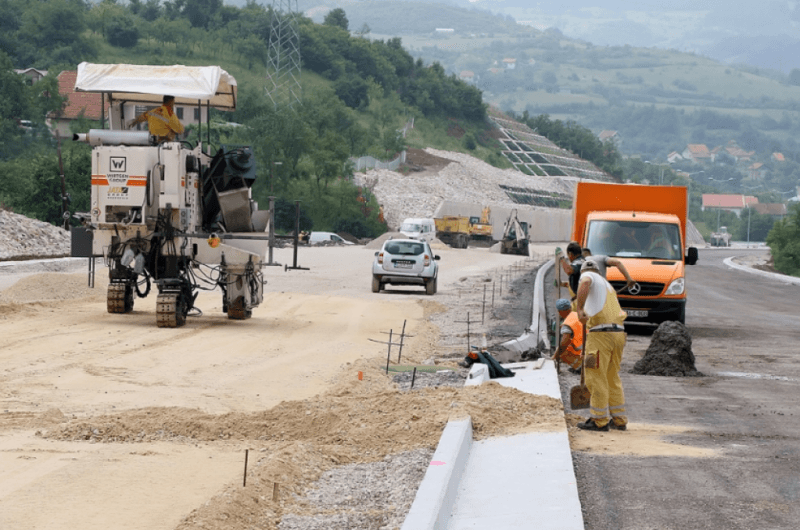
[401,417,473,530]
[501,257,554,354]
[723,256,800,285]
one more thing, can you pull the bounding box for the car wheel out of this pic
[372,276,381,293]
[425,277,436,295]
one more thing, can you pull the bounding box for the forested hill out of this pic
[1,0,494,237]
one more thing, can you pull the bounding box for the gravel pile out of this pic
[355,148,576,231]
[279,449,434,530]
[0,210,70,261]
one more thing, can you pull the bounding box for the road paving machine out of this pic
[71,63,271,327]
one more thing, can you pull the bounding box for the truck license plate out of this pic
[627,310,648,318]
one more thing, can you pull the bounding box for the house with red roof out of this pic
[701,194,758,217]
[754,203,788,218]
[47,70,109,137]
[598,130,622,149]
[459,70,476,83]
[682,144,713,163]
[747,162,767,180]
[666,151,683,164]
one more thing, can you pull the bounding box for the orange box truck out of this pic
[571,182,699,325]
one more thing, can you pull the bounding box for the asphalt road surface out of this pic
[571,248,800,530]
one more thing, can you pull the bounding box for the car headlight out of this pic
[665,277,685,295]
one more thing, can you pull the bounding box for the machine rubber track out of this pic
[107,283,133,314]
[156,292,186,328]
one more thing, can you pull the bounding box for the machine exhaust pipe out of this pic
[73,129,155,146]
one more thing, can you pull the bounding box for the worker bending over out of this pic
[127,95,184,142]
[554,298,583,374]
[575,257,628,432]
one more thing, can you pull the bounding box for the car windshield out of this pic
[384,242,425,256]
[585,220,682,260]
[400,223,421,232]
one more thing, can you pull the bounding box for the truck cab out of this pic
[573,182,699,325]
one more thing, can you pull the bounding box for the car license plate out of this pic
[395,261,413,269]
[626,310,648,318]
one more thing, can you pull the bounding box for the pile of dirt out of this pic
[630,321,703,377]
[46,382,565,447]
[0,272,106,305]
[404,148,453,170]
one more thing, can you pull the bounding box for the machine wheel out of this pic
[425,277,437,295]
[107,283,134,314]
[372,276,382,293]
[156,292,186,328]
[227,295,251,320]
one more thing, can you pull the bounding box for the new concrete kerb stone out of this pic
[400,417,473,530]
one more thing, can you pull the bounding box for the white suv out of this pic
[372,238,440,295]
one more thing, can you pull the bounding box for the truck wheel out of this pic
[372,276,382,293]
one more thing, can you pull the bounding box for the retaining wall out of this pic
[432,201,572,242]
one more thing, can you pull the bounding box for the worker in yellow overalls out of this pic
[127,95,185,142]
[575,257,628,432]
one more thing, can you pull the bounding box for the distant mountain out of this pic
[281,0,800,73]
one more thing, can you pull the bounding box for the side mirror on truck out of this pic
[686,247,698,265]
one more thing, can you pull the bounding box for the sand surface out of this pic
[0,244,552,530]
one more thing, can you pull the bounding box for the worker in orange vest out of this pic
[554,298,584,374]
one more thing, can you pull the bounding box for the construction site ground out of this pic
[2,245,799,529]
[0,243,550,530]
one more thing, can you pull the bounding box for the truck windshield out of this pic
[585,220,682,260]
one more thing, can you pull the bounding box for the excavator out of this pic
[500,209,530,255]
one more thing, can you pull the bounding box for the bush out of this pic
[766,204,800,277]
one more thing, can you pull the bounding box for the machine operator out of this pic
[127,95,185,142]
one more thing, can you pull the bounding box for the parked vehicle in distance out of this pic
[308,232,354,245]
[710,226,732,247]
[399,218,436,242]
[372,238,440,295]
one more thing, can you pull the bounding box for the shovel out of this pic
[570,322,590,409]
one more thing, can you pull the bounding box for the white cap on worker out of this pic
[582,257,599,272]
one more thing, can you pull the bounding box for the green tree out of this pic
[18,0,96,67]
[334,75,369,109]
[766,204,800,277]
[106,10,140,47]
[323,7,348,31]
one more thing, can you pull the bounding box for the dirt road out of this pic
[0,244,543,530]
[562,248,800,530]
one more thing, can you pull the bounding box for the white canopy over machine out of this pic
[74,62,238,110]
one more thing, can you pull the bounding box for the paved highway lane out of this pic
[569,248,800,530]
